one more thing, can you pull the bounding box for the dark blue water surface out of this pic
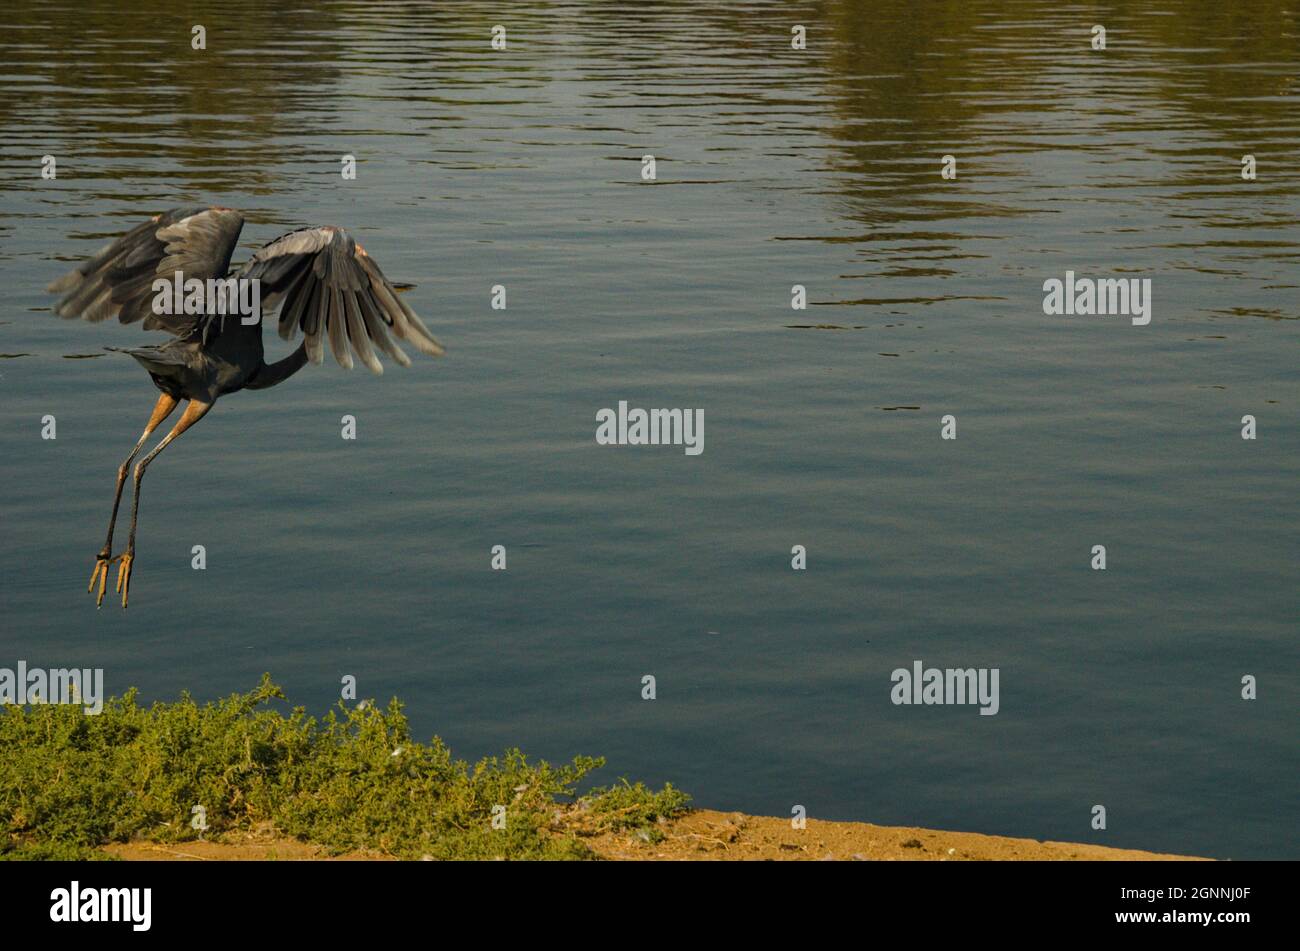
[1,1,1296,858]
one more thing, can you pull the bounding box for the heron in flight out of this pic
[47,206,444,608]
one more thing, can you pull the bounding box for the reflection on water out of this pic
[1,1,1296,858]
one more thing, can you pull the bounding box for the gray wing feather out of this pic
[239,225,442,373]
[356,289,411,368]
[327,287,352,369]
[47,206,245,337]
[341,292,382,375]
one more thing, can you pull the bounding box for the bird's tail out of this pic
[105,345,187,377]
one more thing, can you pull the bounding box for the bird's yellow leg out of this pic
[90,393,177,608]
[116,398,213,609]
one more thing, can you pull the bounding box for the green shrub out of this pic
[577,780,692,843]
[0,675,688,860]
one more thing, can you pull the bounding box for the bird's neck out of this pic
[244,343,308,391]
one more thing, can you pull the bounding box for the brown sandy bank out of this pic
[99,809,1208,861]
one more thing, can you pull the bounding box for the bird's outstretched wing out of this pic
[239,226,443,374]
[46,206,246,336]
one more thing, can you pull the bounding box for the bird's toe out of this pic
[115,553,134,609]
[88,556,114,608]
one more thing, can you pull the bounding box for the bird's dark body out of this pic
[46,204,444,607]
[112,318,264,402]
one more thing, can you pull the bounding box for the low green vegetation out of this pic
[0,675,689,860]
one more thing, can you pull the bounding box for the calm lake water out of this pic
[1,1,1296,859]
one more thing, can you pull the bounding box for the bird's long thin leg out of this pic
[89,393,179,607]
[116,398,214,609]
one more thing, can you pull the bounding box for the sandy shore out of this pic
[99,809,1207,861]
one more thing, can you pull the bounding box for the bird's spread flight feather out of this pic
[239,225,444,374]
[47,206,244,337]
[46,207,443,375]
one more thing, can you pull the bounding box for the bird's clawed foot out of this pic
[88,551,116,609]
[87,550,135,608]
[114,551,135,609]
